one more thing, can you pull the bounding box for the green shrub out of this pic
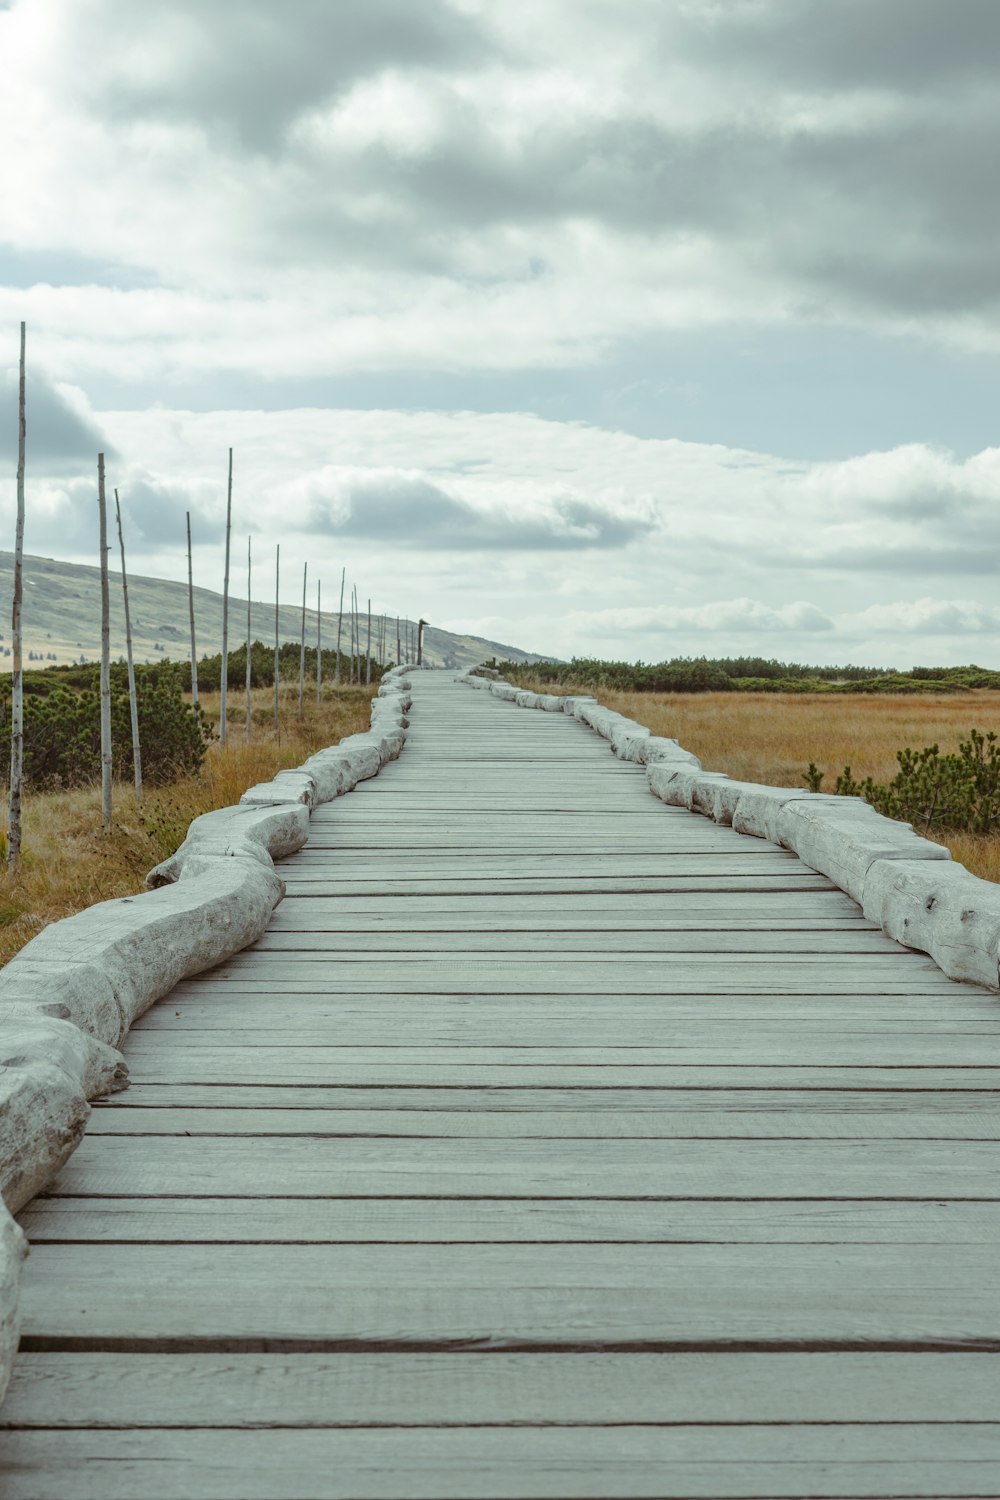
[834,729,1000,834]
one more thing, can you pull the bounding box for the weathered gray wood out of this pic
[114,489,142,800]
[7,321,25,869]
[5,1426,1000,1500]
[97,453,112,831]
[79,1103,1000,1138]
[219,446,232,747]
[18,1243,1000,1346]
[12,668,1000,1495]
[21,1195,1000,1243]
[89,1082,1000,1115]
[44,1134,1000,1198]
[5,1350,997,1426]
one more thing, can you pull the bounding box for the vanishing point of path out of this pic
[3,671,1000,1497]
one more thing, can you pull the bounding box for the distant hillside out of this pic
[0,552,547,672]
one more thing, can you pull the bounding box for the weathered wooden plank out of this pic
[80,1103,1000,1138]
[91,1083,1000,1114]
[18,1243,1000,1348]
[20,1196,1000,1244]
[5,1424,1000,1500]
[141,995,984,1029]
[164,971,959,997]
[276,874,841,894]
[278,890,865,916]
[44,1134,1000,1198]
[99,1055,1000,1087]
[5,1350,998,1427]
[253,929,893,952]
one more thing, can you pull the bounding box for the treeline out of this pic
[0,662,208,790]
[193,641,388,694]
[498,657,1000,695]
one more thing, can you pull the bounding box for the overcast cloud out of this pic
[1,0,998,667]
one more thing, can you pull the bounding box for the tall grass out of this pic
[0,683,374,967]
[512,675,1000,883]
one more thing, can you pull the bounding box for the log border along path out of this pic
[4,671,1000,1498]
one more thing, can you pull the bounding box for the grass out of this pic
[511,674,1000,883]
[0,682,375,967]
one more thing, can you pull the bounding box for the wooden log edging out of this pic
[457,668,1000,991]
[0,668,413,1403]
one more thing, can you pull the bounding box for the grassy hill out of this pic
[0,552,544,672]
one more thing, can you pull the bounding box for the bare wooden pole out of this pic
[114,489,142,802]
[8,323,26,870]
[298,561,307,720]
[316,579,322,702]
[219,447,233,747]
[396,616,401,666]
[350,587,357,684]
[245,535,252,744]
[186,511,199,708]
[366,598,372,685]
[97,454,112,832]
[334,566,345,685]
[273,544,280,735]
[417,617,426,667]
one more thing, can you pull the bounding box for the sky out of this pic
[1,0,999,667]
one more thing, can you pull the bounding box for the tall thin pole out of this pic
[115,489,142,802]
[298,560,307,720]
[273,544,280,734]
[418,617,426,667]
[316,579,322,702]
[186,511,199,707]
[366,598,372,685]
[97,454,112,832]
[349,587,356,684]
[245,535,252,744]
[335,566,345,685]
[8,323,26,870]
[396,616,401,666]
[219,447,233,747]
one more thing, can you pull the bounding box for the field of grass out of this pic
[0,682,374,967]
[513,675,1000,883]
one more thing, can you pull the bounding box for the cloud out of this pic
[575,599,835,634]
[304,469,650,550]
[0,368,115,471]
[844,599,1000,636]
[67,0,494,154]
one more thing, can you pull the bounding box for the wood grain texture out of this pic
[5,1425,1000,1500]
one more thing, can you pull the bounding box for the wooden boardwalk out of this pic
[4,671,1000,1496]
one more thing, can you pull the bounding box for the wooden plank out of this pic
[80,1104,1000,1139]
[4,1424,1000,1500]
[91,1083,1000,1114]
[277,891,865,917]
[164,973,958,997]
[252,930,893,952]
[5,1350,998,1426]
[43,1134,1000,1198]
[21,1196,1000,1244]
[99,1056,1000,1087]
[275,875,841,894]
[17,1243,1000,1348]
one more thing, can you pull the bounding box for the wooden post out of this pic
[8,321,26,870]
[97,454,112,832]
[114,489,142,802]
[350,587,357,684]
[335,566,345,685]
[245,535,252,744]
[298,561,307,720]
[396,616,401,666]
[186,511,199,707]
[316,578,322,702]
[220,447,233,747]
[273,544,280,735]
[366,598,372,685]
[418,617,426,667]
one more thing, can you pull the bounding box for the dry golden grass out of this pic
[515,677,1000,883]
[0,682,374,967]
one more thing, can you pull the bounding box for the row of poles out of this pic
[7,322,427,870]
[207,442,423,751]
